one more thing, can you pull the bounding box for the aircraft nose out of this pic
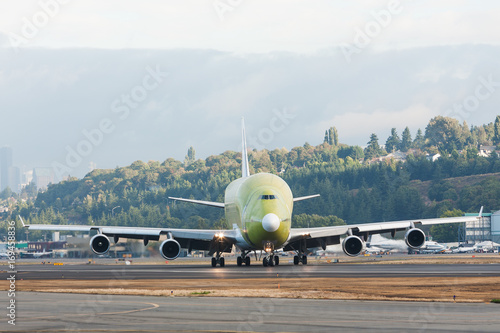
[262,213,280,232]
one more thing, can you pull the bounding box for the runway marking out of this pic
[24,301,159,320]
[0,328,296,333]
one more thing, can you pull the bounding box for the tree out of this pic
[324,127,339,146]
[400,127,412,152]
[430,209,463,242]
[332,127,339,146]
[413,129,425,149]
[324,130,329,144]
[425,116,464,152]
[385,128,401,153]
[0,186,14,199]
[184,146,196,166]
[494,115,500,145]
[364,133,383,160]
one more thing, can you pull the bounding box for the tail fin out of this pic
[241,117,250,178]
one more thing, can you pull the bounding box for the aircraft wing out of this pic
[168,197,225,208]
[20,217,236,253]
[284,214,480,251]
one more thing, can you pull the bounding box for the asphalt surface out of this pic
[4,292,500,332]
[2,262,500,280]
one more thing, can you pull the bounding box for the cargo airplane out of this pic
[21,119,482,267]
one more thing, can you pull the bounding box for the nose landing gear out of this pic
[262,241,279,267]
[263,254,280,267]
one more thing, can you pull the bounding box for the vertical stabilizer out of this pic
[241,117,250,178]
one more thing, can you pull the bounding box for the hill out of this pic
[3,115,500,242]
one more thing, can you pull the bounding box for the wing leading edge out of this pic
[285,213,481,251]
[20,216,235,254]
[168,196,225,208]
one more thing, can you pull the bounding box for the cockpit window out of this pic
[260,195,277,200]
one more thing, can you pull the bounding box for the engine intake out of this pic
[405,228,426,249]
[159,239,181,260]
[90,234,111,255]
[342,235,365,257]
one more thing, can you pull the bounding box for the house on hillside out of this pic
[426,153,441,162]
[478,145,500,158]
[369,150,408,164]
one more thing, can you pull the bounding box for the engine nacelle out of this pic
[405,228,426,249]
[159,239,181,260]
[342,235,365,257]
[90,234,111,255]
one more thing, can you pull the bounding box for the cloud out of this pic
[1,1,499,53]
[318,105,434,147]
[1,45,499,179]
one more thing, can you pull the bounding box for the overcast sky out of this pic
[1,1,500,180]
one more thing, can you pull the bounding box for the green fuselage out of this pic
[224,173,293,250]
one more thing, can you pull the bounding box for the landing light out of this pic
[216,233,224,238]
[265,247,272,253]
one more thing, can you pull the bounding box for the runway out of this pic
[3,262,500,280]
[5,292,500,332]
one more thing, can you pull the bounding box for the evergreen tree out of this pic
[364,133,383,160]
[385,128,401,153]
[414,129,425,149]
[494,115,500,145]
[324,130,329,144]
[401,127,412,152]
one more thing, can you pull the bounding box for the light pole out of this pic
[112,206,121,217]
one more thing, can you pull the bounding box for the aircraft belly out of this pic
[245,221,290,249]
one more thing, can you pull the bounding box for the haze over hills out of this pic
[0,45,499,180]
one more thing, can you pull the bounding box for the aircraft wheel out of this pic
[263,257,268,267]
[302,255,308,265]
[268,257,275,266]
[211,257,217,267]
[293,255,299,265]
[245,256,251,266]
[274,255,279,266]
[220,257,225,267]
[237,256,242,266]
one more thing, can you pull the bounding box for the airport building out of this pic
[464,210,500,245]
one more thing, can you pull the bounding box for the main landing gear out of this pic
[292,238,308,265]
[237,251,251,266]
[293,254,308,265]
[212,256,225,267]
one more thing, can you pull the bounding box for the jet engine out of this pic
[159,239,181,260]
[404,228,426,249]
[342,235,365,257]
[90,234,111,255]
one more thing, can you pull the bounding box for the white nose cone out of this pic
[262,213,281,232]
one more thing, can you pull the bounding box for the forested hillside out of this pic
[4,115,500,242]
